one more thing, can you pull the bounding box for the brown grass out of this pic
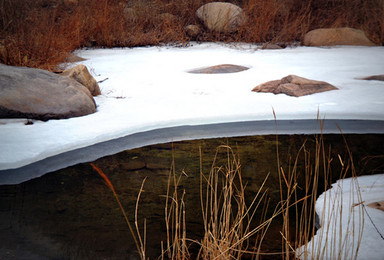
[91,128,367,259]
[1,0,383,69]
[279,125,364,259]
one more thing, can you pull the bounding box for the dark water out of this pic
[0,134,383,259]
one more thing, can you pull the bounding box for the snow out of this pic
[297,173,384,260]
[0,43,383,259]
[0,43,384,172]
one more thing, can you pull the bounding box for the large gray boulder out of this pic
[0,64,96,121]
[196,2,245,33]
[303,27,376,46]
[252,75,338,97]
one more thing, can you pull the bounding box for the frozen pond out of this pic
[1,43,384,180]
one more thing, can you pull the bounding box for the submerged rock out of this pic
[188,64,249,74]
[252,75,338,97]
[0,64,96,121]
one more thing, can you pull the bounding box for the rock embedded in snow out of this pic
[196,2,246,33]
[367,201,384,212]
[188,64,249,74]
[252,75,338,97]
[0,64,96,121]
[360,74,384,81]
[62,64,101,96]
[303,27,376,46]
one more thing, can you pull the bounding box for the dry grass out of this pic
[197,145,273,259]
[279,126,364,259]
[91,129,366,259]
[161,146,190,259]
[90,163,147,259]
[1,0,383,69]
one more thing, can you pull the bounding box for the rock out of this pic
[367,201,384,212]
[360,74,384,81]
[252,75,338,97]
[196,2,246,33]
[120,160,146,171]
[0,64,96,121]
[185,24,201,38]
[303,27,376,46]
[188,64,249,74]
[62,65,101,96]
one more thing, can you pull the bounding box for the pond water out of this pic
[0,134,383,259]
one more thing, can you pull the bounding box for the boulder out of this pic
[185,24,201,38]
[303,27,376,46]
[367,201,384,212]
[252,75,338,97]
[196,2,245,33]
[0,64,96,121]
[62,65,101,96]
[188,64,249,74]
[360,74,384,81]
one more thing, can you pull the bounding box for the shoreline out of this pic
[1,119,384,185]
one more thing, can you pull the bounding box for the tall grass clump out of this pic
[277,126,365,259]
[1,0,383,69]
[161,148,189,259]
[91,129,368,259]
[197,145,274,259]
[91,144,279,259]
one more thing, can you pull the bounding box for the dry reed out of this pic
[91,128,367,259]
[1,0,383,69]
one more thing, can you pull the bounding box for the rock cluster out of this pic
[252,75,338,97]
[0,64,96,121]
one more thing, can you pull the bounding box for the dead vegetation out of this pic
[0,0,383,69]
[91,129,365,259]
